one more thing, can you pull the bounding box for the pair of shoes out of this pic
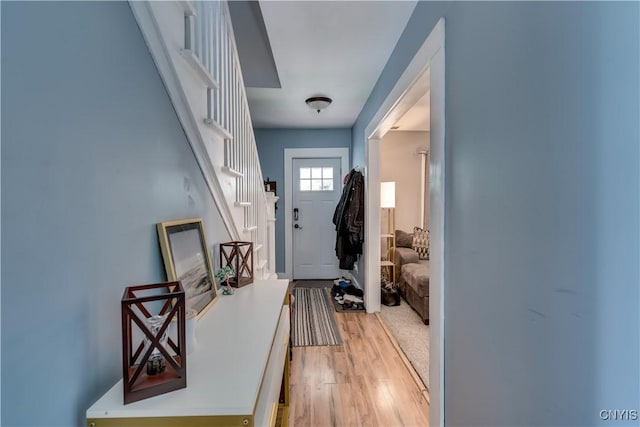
[343,294,363,304]
[343,301,364,310]
[333,277,351,287]
[342,284,364,298]
[335,295,344,305]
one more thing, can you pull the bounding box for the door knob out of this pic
[294,224,303,229]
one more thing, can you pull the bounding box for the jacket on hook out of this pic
[333,169,365,270]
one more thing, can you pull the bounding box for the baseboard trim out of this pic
[375,312,430,404]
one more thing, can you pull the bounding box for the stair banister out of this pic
[130,0,275,279]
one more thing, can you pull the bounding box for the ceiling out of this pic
[230,1,417,129]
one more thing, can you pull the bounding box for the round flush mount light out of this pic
[305,96,332,113]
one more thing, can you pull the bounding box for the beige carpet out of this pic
[379,298,429,388]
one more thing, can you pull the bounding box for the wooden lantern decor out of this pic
[121,281,187,404]
[220,241,254,287]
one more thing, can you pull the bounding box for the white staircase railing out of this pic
[130,0,276,279]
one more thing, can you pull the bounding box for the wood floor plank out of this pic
[289,312,429,427]
[349,375,381,427]
[289,384,310,426]
[331,349,352,384]
[328,383,362,427]
[310,383,332,426]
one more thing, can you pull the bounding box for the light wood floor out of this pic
[289,311,430,427]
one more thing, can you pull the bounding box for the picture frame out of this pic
[156,218,218,319]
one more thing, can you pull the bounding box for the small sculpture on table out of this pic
[215,266,235,295]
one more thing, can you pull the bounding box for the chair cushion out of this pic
[401,262,429,298]
[395,229,414,248]
[393,246,420,266]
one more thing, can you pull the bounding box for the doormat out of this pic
[293,280,333,289]
[327,288,366,312]
[291,288,342,347]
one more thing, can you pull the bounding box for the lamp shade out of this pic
[380,182,396,208]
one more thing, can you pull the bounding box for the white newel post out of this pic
[265,191,279,279]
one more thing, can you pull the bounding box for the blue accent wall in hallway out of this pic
[353,1,639,425]
[1,3,230,425]
[254,128,351,274]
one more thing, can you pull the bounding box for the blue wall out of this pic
[254,129,351,274]
[353,1,639,425]
[1,2,230,426]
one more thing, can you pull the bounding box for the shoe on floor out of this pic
[333,277,351,287]
[343,294,364,304]
[343,285,364,298]
[331,284,344,295]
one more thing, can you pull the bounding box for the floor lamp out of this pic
[381,182,396,284]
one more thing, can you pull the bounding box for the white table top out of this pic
[86,279,290,419]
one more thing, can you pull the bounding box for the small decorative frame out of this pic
[121,281,186,405]
[157,218,218,318]
[220,241,254,288]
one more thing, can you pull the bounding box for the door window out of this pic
[299,167,334,192]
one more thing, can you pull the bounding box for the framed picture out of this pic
[157,218,218,318]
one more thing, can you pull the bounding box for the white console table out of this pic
[86,279,291,427]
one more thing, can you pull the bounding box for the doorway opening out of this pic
[378,107,431,395]
[363,18,445,426]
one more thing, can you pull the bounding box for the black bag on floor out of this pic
[381,284,400,306]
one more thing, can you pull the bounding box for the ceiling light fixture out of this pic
[305,96,332,113]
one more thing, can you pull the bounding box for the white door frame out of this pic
[284,148,350,279]
[364,18,445,427]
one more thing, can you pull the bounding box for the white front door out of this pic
[292,157,342,279]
